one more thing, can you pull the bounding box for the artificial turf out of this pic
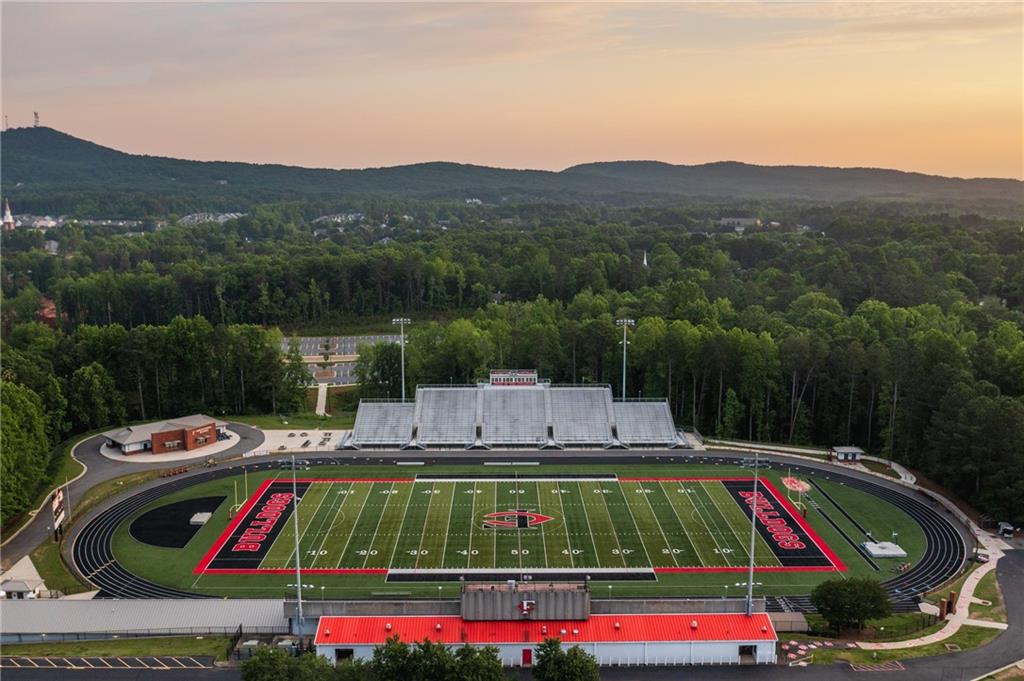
[108,462,926,599]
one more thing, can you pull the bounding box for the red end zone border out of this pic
[195,476,844,576]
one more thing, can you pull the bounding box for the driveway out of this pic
[0,423,264,572]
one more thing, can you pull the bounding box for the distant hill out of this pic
[2,127,1021,211]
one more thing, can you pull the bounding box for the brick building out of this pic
[103,415,227,455]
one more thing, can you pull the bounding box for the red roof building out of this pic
[314,613,778,667]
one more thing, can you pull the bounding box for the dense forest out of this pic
[0,319,308,524]
[1,197,1022,525]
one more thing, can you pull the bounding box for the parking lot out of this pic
[0,656,214,670]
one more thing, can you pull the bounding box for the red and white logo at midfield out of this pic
[482,510,553,529]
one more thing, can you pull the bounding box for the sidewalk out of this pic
[859,531,1011,650]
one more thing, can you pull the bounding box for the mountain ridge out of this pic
[2,126,1021,207]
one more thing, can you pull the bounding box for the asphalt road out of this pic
[0,424,264,572]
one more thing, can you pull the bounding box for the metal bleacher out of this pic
[482,387,547,445]
[415,387,478,446]
[351,401,414,446]
[348,381,685,450]
[549,387,614,445]
[614,401,678,445]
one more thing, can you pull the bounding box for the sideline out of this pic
[0,435,91,549]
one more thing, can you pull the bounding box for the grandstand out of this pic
[345,371,685,450]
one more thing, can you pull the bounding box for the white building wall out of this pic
[318,638,775,667]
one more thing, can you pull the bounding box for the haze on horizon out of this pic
[2,2,1022,180]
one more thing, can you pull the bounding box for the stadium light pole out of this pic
[745,452,760,617]
[392,318,411,402]
[291,455,303,626]
[616,319,635,398]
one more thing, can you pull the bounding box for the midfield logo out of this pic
[482,510,554,530]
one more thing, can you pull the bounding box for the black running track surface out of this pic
[71,454,967,609]
[129,496,226,548]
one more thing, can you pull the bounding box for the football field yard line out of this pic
[650,482,703,566]
[437,482,458,569]
[333,482,375,568]
[517,481,546,569]
[304,482,355,567]
[261,482,330,569]
[442,482,476,568]
[534,482,572,568]
[466,482,477,569]
[553,484,575,568]
[389,482,432,569]
[578,481,626,568]
[468,482,497,569]
[622,482,677,567]
[704,481,781,567]
[316,482,372,568]
[603,482,653,568]
[385,482,416,568]
[537,484,549,567]
[365,482,414,569]
[691,482,747,567]
[414,483,438,569]
[558,481,599,567]
[297,484,344,566]
[360,483,396,568]
[310,482,355,568]
[660,483,723,566]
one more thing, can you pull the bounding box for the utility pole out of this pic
[746,452,760,617]
[616,319,635,398]
[291,455,303,627]
[392,318,410,401]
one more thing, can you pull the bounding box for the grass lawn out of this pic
[109,462,926,600]
[970,570,1006,623]
[0,635,233,660]
[30,539,89,595]
[226,412,355,430]
[805,613,943,642]
[809,624,1001,665]
[861,460,900,479]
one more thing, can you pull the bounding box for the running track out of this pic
[70,452,968,609]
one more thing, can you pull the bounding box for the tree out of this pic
[240,646,295,681]
[0,381,50,524]
[66,362,126,431]
[454,645,506,681]
[532,639,598,681]
[811,578,891,632]
[371,636,414,681]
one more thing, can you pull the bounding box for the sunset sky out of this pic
[2,2,1021,179]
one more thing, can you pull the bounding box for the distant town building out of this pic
[179,212,246,225]
[2,199,14,231]
[717,217,761,230]
[44,239,59,256]
[313,212,365,224]
[465,198,483,205]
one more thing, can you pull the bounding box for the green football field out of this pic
[110,463,922,598]
[196,475,841,575]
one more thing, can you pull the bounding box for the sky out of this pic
[2,2,1022,179]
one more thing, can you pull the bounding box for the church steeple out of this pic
[2,199,15,232]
